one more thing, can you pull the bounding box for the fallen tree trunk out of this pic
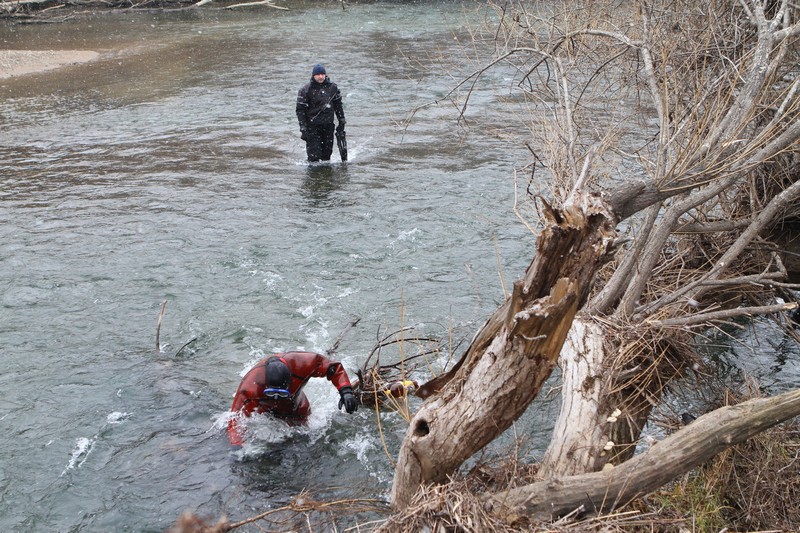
[486,387,800,523]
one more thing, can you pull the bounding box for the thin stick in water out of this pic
[326,316,361,356]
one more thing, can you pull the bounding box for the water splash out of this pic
[60,437,97,477]
[106,411,130,424]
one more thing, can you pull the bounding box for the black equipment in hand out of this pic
[338,386,358,413]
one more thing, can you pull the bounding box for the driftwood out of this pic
[224,0,286,9]
[487,388,800,522]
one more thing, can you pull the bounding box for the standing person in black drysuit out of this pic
[296,64,346,162]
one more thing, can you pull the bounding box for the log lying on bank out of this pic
[0,0,198,18]
[0,0,60,17]
[486,387,800,523]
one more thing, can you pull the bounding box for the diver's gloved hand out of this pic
[338,386,358,414]
[336,121,345,133]
[300,128,308,141]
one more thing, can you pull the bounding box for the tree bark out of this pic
[538,317,609,477]
[538,316,687,478]
[391,196,618,510]
[486,388,800,523]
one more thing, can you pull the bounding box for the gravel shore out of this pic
[0,49,99,79]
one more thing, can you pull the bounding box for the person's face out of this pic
[313,73,326,83]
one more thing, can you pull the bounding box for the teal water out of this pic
[1,2,797,531]
[0,3,545,530]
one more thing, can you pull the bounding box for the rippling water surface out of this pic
[0,2,549,530]
[1,2,797,531]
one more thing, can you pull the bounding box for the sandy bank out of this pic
[0,49,99,79]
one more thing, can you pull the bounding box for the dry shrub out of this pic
[708,387,800,530]
[718,420,800,530]
[168,511,228,533]
[378,416,799,532]
[377,476,523,533]
[377,455,692,532]
[379,378,799,532]
[646,381,800,532]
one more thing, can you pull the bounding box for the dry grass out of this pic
[645,383,800,532]
[375,402,800,532]
[700,387,800,530]
[169,490,388,532]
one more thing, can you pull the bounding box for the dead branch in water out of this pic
[224,0,287,10]
[354,324,445,409]
[174,337,197,357]
[325,316,361,356]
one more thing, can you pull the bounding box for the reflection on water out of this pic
[300,163,350,208]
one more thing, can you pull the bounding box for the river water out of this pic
[1,2,797,531]
[0,2,545,530]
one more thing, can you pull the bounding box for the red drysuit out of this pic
[227,351,353,446]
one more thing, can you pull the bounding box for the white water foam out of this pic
[106,411,130,424]
[61,410,132,476]
[61,437,97,477]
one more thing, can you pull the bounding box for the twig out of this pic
[373,380,397,467]
[175,337,198,357]
[649,302,797,328]
[224,494,385,531]
[363,325,417,370]
[493,233,508,299]
[326,316,361,356]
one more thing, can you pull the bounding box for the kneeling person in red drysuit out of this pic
[227,351,358,446]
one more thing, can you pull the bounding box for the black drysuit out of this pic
[296,76,346,162]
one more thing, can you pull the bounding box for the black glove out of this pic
[300,129,308,141]
[336,121,345,133]
[338,386,358,414]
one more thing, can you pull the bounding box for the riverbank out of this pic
[0,49,99,78]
